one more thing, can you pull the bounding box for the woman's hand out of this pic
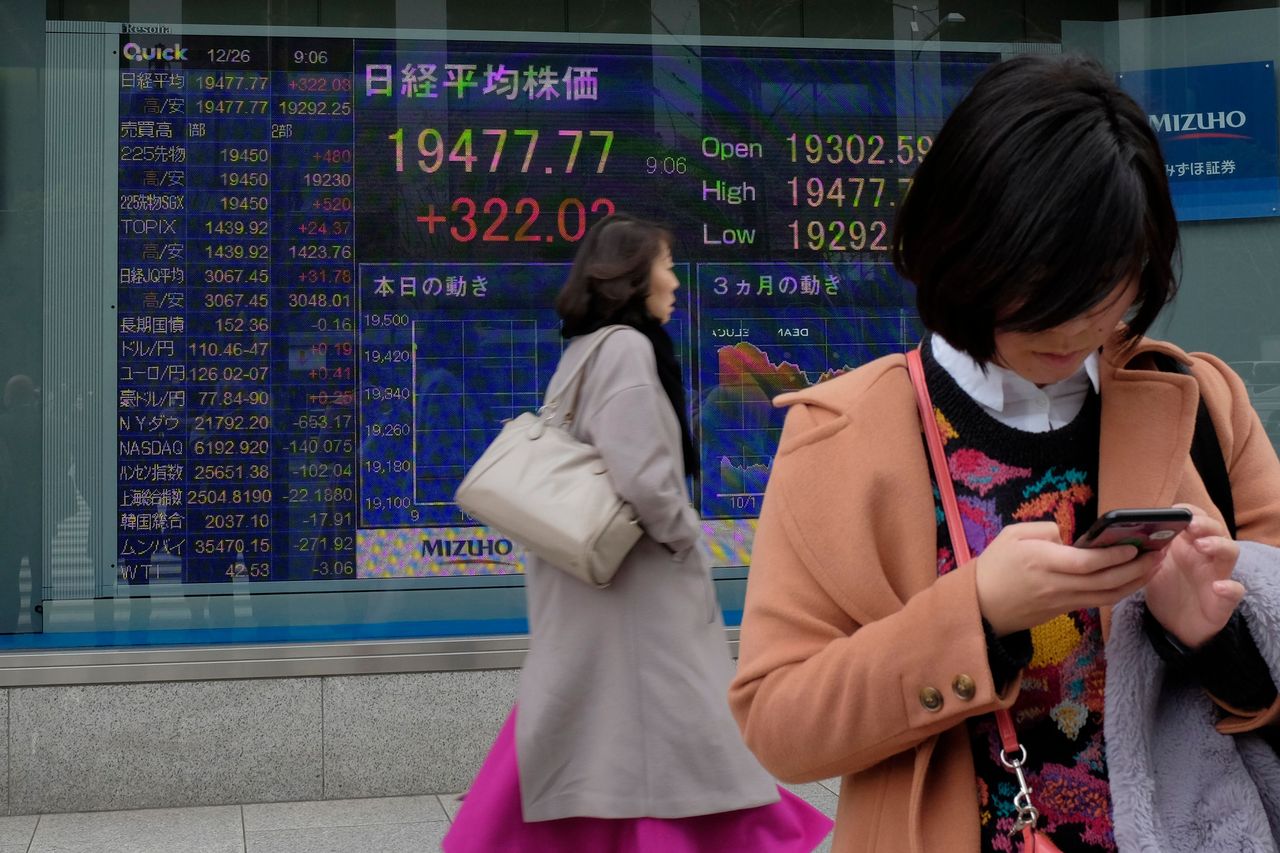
[1143,503,1242,649]
[975,521,1163,637]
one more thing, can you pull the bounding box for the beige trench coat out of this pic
[516,327,779,821]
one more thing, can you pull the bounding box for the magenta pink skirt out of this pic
[442,707,833,853]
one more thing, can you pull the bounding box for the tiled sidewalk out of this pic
[0,780,839,852]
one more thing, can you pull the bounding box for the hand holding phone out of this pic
[1074,508,1193,552]
[976,520,1165,636]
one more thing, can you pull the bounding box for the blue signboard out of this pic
[1119,61,1280,221]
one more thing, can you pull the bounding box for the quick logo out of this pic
[122,42,189,62]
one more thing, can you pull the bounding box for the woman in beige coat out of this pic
[444,214,832,852]
[730,56,1280,852]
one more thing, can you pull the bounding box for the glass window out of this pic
[7,1,1278,653]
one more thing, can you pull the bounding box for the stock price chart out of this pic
[114,32,989,585]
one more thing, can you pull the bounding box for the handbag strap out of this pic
[906,349,972,565]
[905,346,1044,840]
[544,325,629,422]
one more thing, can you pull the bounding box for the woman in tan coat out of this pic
[730,56,1280,852]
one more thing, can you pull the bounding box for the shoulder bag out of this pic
[454,326,642,588]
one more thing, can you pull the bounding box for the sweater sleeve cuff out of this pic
[983,618,1032,693]
[1142,605,1279,712]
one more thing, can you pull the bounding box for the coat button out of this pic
[919,686,944,712]
[952,674,977,700]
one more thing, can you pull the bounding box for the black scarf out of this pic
[632,317,699,479]
[566,318,699,478]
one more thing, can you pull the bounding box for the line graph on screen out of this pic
[411,318,546,511]
[697,314,913,518]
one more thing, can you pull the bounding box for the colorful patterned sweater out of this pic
[921,338,1115,852]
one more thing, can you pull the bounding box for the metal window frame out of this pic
[0,628,740,686]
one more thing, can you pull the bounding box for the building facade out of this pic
[0,0,1277,814]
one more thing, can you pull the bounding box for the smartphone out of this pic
[1074,508,1193,551]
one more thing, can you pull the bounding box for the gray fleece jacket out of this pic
[1106,540,1280,852]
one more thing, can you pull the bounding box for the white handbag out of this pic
[454,326,642,587]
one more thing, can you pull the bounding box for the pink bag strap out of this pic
[905,346,1050,848]
[905,349,972,565]
[905,348,1017,744]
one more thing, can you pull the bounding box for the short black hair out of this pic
[893,54,1179,362]
[556,213,672,337]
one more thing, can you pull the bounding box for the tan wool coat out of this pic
[730,335,1280,853]
[517,327,779,821]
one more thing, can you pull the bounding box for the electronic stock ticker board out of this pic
[114,30,990,589]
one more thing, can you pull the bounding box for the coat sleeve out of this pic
[578,334,701,554]
[1194,352,1280,544]
[1192,354,1280,731]
[1208,543,1280,733]
[728,400,1020,783]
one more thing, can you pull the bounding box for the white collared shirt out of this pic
[931,335,1100,433]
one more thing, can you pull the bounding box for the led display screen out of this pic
[114,31,991,589]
